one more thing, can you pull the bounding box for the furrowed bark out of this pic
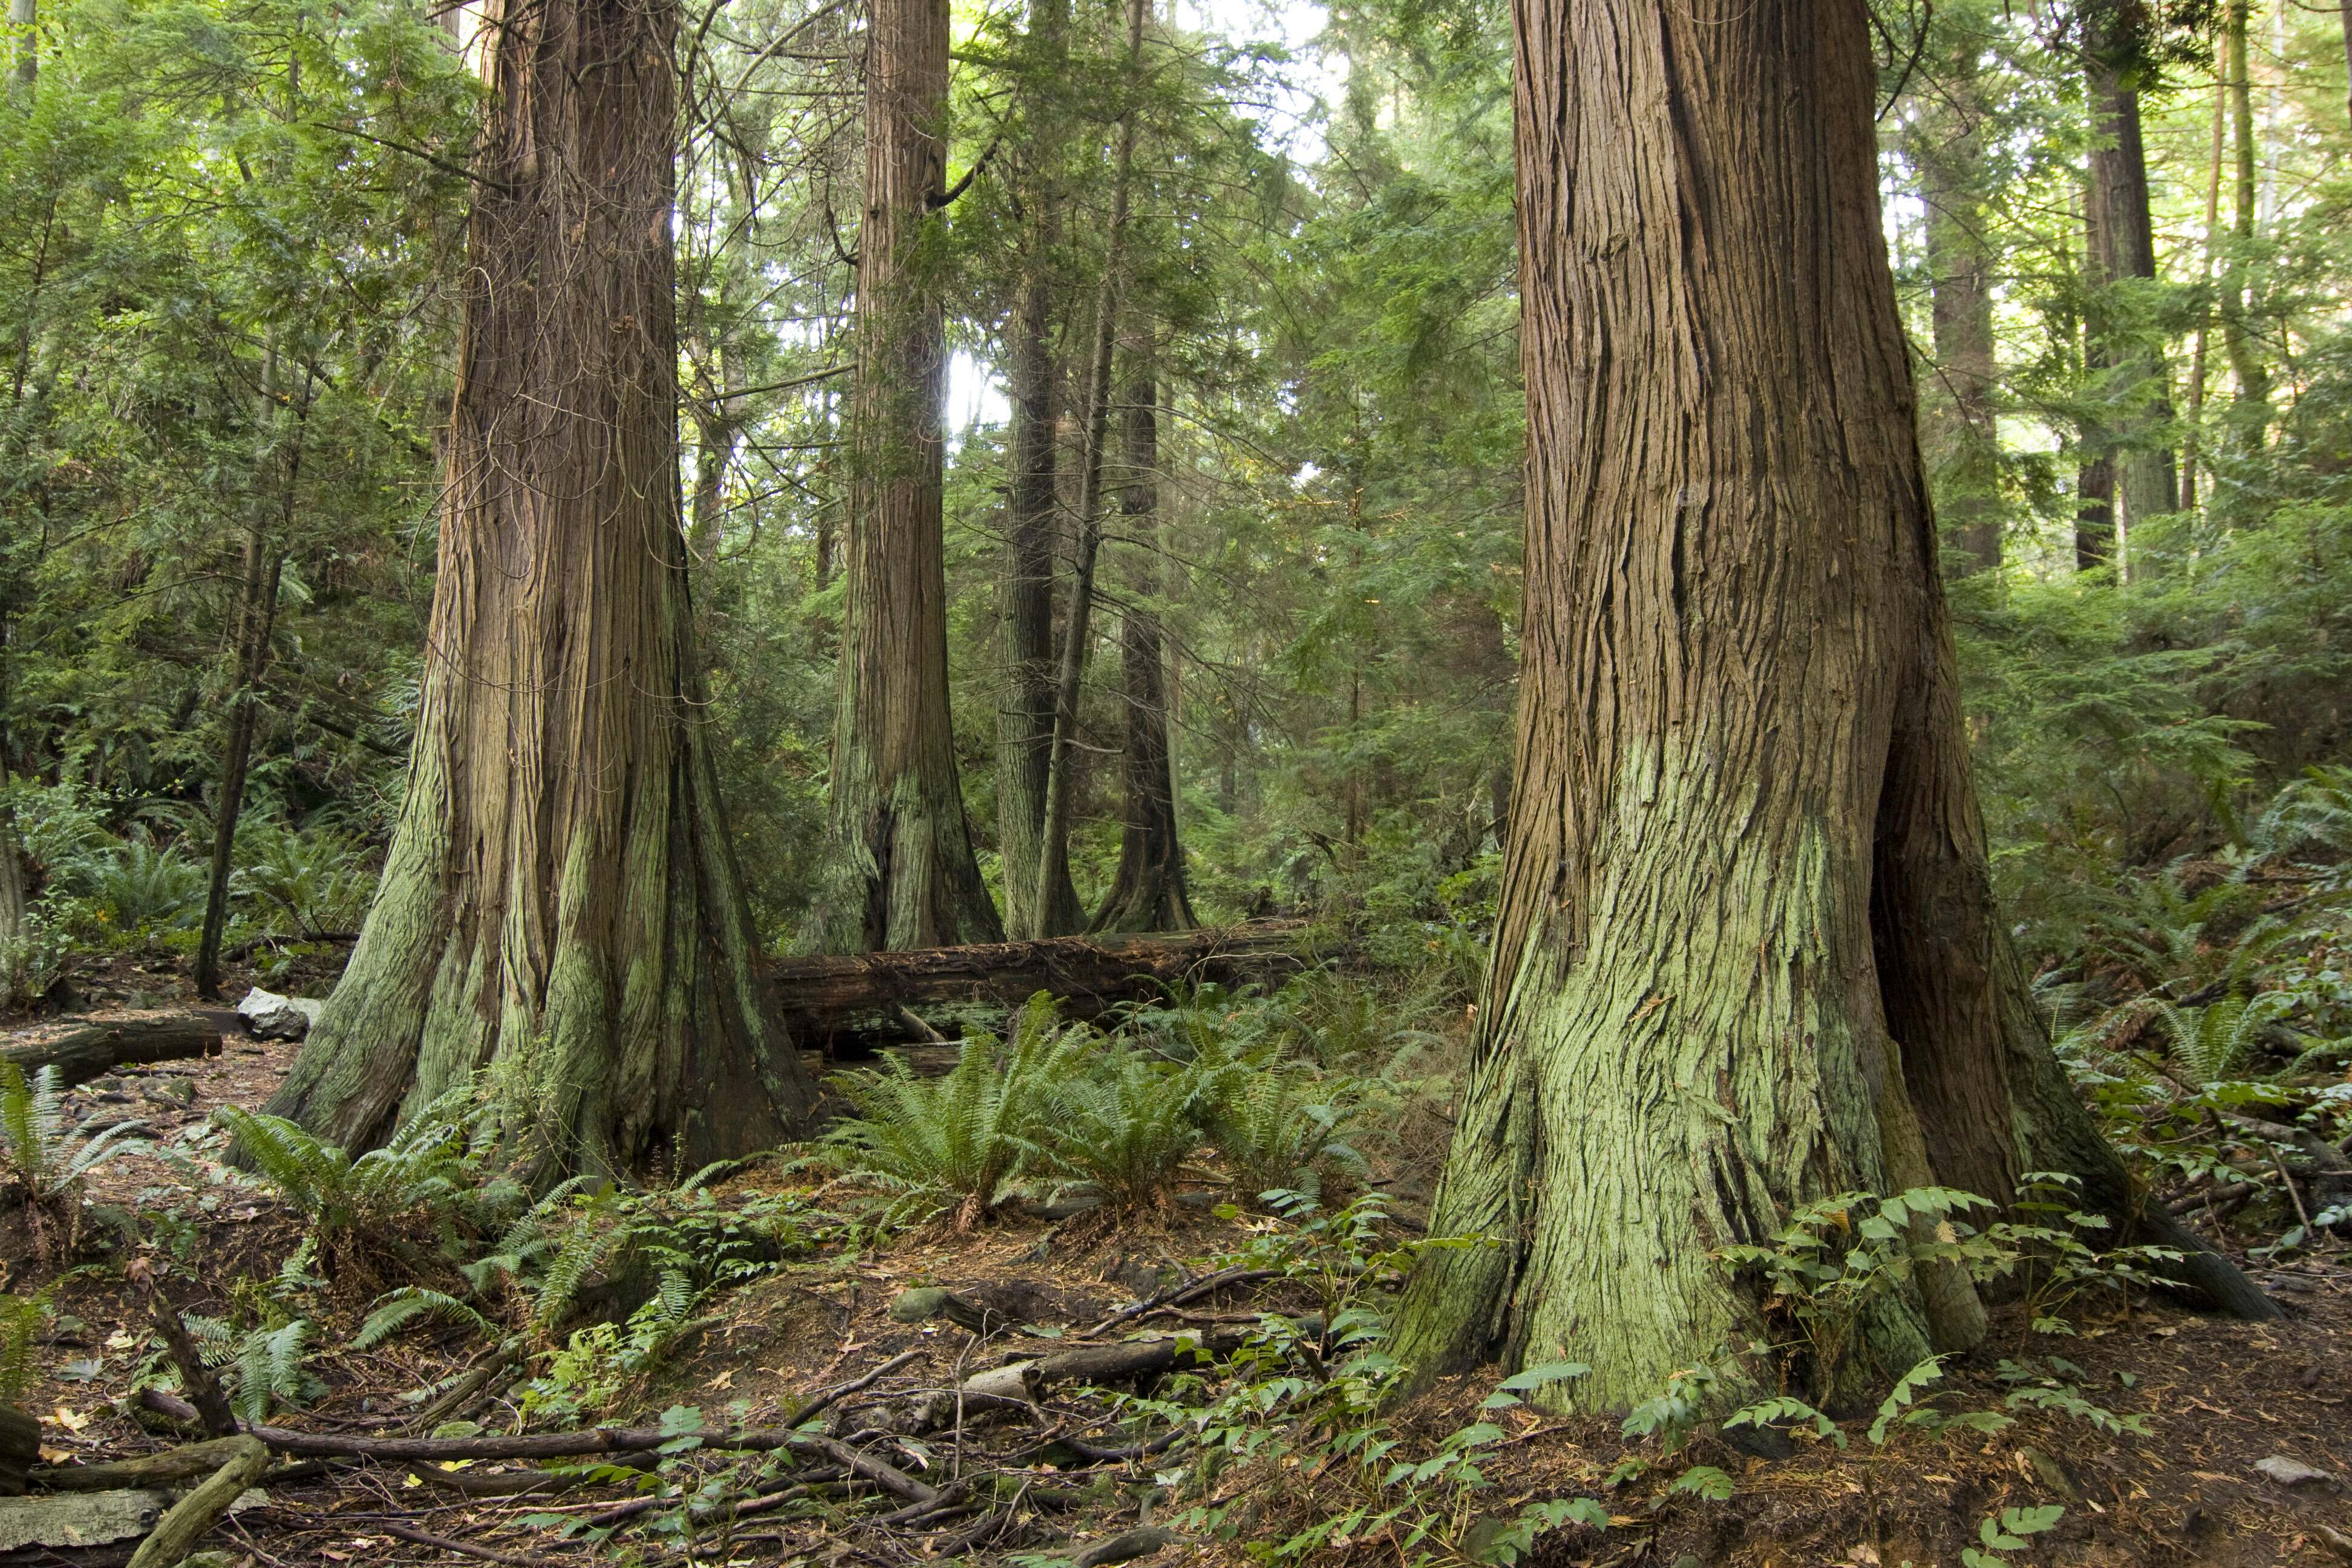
[806,0,1002,953]
[261,0,817,1173]
[1091,362,1194,934]
[1393,0,2269,1417]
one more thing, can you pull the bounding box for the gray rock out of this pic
[2254,1454,2334,1488]
[887,1287,953,1324]
[235,987,322,1041]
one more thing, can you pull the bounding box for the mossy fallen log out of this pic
[1,1017,222,1090]
[768,923,1325,1050]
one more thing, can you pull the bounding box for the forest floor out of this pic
[4,979,2350,1568]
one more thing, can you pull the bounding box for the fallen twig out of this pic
[1082,1267,1278,1337]
[795,1348,926,1427]
[379,1520,553,1565]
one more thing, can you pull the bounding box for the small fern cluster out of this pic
[1,1062,147,1256]
[0,1286,53,1404]
[217,1085,528,1282]
[825,995,1371,1223]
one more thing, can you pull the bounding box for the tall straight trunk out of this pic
[7,0,31,93]
[264,0,816,1172]
[196,348,304,999]
[0,637,22,963]
[193,457,292,996]
[1907,63,2000,577]
[2222,0,2271,450]
[2340,1,2352,133]
[1029,0,1147,938]
[996,0,1080,937]
[2183,77,2226,512]
[2082,21,2178,564]
[1091,362,1193,934]
[807,0,1002,952]
[1392,0,2270,1414]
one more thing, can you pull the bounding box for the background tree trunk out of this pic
[195,358,300,999]
[995,0,1080,939]
[1029,0,1148,937]
[1392,0,2267,1414]
[7,0,31,93]
[263,0,817,1173]
[2083,18,2178,566]
[1091,362,1193,934]
[1909,33,2001,577]
[806,0,1001,953]
[2222,0,2272,452]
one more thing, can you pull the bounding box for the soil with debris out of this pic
[4,982,2350,1568]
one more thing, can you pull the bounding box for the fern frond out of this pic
[356,1287,495,1349]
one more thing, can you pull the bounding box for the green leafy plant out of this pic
[1116,1197,1597,1568]
[1962,1504,2065,1567]
[179,1312,325,1422]
[1,1062,149,1256]
[215,1084,528,1279]
[823,997,1078,1225]
[1714,1186,1995,1397]
[230,815,375,938]
[1031,1046,1200,1210]
[73,834,207,942]
[1196,1058,1368,1202]
[0,1286,54,1403]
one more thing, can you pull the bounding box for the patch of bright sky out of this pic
[942,0,1342,441]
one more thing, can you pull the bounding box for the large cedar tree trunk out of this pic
[1393,0,2270,1413]
[1091,365,1194,933]
[805,0,1002,952]
[264,0,817,1172]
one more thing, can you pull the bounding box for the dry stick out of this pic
[795,1348,926,1426]
[378,1520,553,1566]
[1068,1523,1178,1568]
[2270,1140,2318,1235]
[31,1436,256,1491]
[146,1301,238,1439]
[411,1338,525,1433]
[125,1433,269,1568]
[1082,1266,1278,1336]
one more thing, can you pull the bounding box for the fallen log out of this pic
[30,1438,253,1494]
[0,1408,36,1497]
[124,1435,267,1568]
[2,1016,221,1090]
[134,1387,936,1505]
[769,923,1327,1051]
